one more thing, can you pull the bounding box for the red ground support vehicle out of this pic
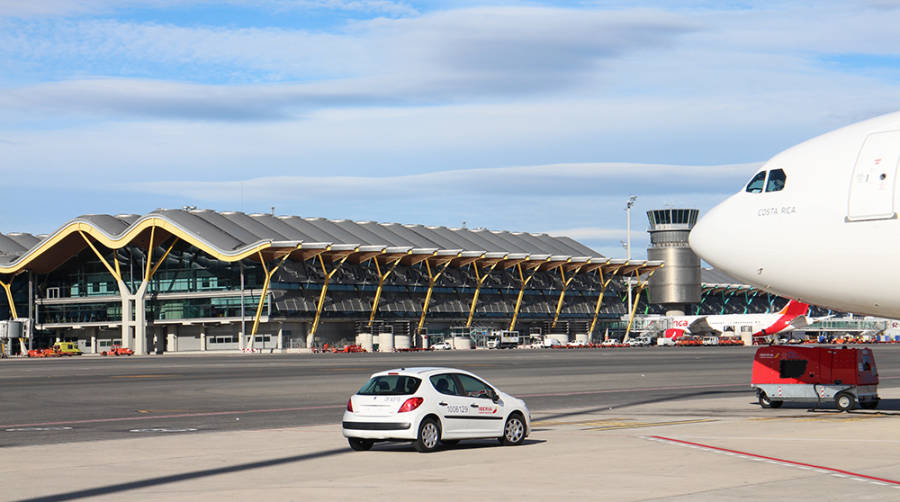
[751,346,879,412]
[101,346,134,356]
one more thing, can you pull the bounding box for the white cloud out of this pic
[121,161,756,202]
[0,0,416,18]
[545,227,625,241]
[0,7,696,114]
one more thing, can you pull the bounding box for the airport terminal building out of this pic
[0,209,664,355]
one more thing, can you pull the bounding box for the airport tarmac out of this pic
[7,389,900,501]
[5,347,900,500]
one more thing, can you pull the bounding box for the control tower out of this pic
[646,209,701,316]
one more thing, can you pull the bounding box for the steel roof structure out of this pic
[0,209,663,355]
[0,209,661,274]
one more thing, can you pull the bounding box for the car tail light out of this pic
[347,398,353,412]
[397,397,423,413]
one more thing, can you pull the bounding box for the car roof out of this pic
[371,367,474,378]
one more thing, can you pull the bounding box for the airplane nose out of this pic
[688,201,728,268]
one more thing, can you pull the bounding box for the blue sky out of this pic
[1,0,900,258]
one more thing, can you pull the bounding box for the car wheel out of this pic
[347,437,374,451]
[835,392,855,412]
[500,413,526,446]
[758,391,774,409]
[414,417,441,453]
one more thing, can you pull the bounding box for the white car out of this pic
[431,342,452,350]
[342,367,531,452]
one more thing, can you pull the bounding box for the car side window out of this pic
[745,171,766,193]
[454,374,494,399]
[765,168,786,192]
[430,374,461,396]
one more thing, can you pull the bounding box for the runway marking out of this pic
[584,419,716,431]
[532,417,716,431]
[673,435,900,444]
[110,374,179,379]
[519,382,743,398]
[5,426,73,432]
[129,428,198,433]
[750,414,886,423]
[533,417,631,426]
[647,435,900,488]
[0,404,344,429]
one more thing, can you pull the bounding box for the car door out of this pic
[452,373,505,437]
[429,373,477,437]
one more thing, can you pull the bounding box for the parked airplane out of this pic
[689,110,900,318]
[658,299,812,344]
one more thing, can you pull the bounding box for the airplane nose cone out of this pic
[689,201,729,268]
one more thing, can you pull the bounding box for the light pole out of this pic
[625,195,637,320]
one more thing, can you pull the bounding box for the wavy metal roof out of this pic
[0,209,622,274]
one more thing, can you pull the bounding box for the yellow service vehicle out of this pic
[52,341,83,356]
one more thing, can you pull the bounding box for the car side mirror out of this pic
[491,390,500,402]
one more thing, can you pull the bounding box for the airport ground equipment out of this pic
[751,346,879,411]
[27,341,83,357]
[487,330,520,349]
[101,345,134,356]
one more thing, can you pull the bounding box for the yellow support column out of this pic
[417,259,452,335]
[144,226,155,281]
[368,255,404,327]
[310,252,352,338]
[148,238,179,280]
[0,273,27,357]
[466,261,499,328]
[624,269,659,341]
[588,266,622,338]
[250,248,297,336]
[0,278,20,320]
[551,264,584,329]
[508,262,540,331]
[79,231,123,284]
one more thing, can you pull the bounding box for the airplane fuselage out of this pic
[690,112,900,318]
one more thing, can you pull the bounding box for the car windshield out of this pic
[357,375,422,396]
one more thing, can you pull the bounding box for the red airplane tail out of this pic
[777,299,809,318]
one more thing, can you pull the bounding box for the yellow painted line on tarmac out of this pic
[750,414,887,423]
[533,417,717,431]
[583,418,717,431]
[533,417,631,427]
[110,374,178,379]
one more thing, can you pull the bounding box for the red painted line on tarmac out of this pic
[649,435,900,486]
[520,382,741,398]
[0,405,344,429]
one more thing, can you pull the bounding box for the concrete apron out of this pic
[6,392,900,501]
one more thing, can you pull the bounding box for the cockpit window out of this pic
[765,169,786,192]
[745,171,766,193]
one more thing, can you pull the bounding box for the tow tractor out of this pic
[101,345,134,356]
[751,345,879,412]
